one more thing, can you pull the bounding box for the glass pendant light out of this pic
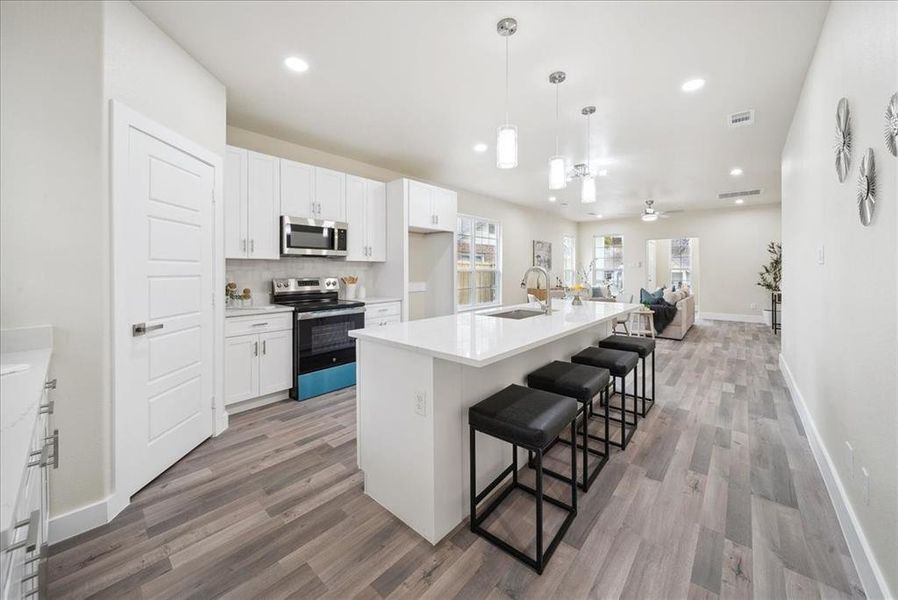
[548,71,567,190]
[496,18,518,169]
[581,106,597,203]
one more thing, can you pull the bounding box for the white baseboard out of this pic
[226,390,290,415]
[779,354,891,600]
[48,495,112,545]
[698,311,763,323]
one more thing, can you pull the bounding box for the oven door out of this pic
[281,216,348,257]
[296,308,365,374]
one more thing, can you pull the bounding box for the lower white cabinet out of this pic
[225,315,293,406]
[364,301,401,328]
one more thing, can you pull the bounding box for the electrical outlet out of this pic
[415,392,427,417]
[845,442,854,478]
[861,468,870,505]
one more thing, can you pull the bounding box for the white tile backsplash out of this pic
[226,258,375,303]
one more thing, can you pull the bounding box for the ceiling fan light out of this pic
[548,156,567,190]
[581,175,596,204]
[496,125,518,169]
[641,212,659,222]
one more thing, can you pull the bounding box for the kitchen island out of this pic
[349,299,640,544]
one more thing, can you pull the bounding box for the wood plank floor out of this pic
[48,321,866,599]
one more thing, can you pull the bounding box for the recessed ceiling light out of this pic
[473,143,488,153]
[595,214,603,219]
[548,195,556,203]
[598,169,608,177]
[284,56,309,73]
[730,167,743,176]
[681,78,705,92]
[734,198,744,205]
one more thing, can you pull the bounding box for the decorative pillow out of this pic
[662,289,677,304]
[640,288,664,304]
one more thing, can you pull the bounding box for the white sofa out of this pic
[657,292,695,340]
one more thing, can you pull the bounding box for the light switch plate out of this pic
[816,244,825,265]
[415,391,427,417]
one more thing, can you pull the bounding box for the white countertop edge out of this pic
[350,303,640,368]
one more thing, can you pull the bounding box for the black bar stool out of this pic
[469,384,578,574]
[526,361,610,491]
[571,347,639,449]
[598,335,656,417]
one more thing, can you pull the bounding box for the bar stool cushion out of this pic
[527,361,609,403]
[469,384,577,449]
[598,334,656,358]
[571,347,638,377]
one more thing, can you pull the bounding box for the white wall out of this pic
[227,126,578,308]
[781,1,897,596]
[577,204,781,318]
[1,0,226,521]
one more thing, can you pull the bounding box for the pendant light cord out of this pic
[504,36,510,125]
[586,112,591,175]
[555,84,559,155]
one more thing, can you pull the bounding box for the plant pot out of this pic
[761,309,772,327]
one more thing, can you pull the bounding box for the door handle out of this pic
[242,238,247,252]
[262,340,267,355]
[250,239,255,254]
[132,322,163,336]
[254,341,259,356]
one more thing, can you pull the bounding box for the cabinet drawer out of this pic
[365,302,400,319]
[365,314,401,328]
[225,313,292,337]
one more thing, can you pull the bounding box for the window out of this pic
[562,235,576,287]
[593,235,624,291]
[457,215,501,309]
[670,238,692,288]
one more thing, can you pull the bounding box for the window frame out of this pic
[562,234,576,287]
[592,234,625,292]
[456,213,503,312]
[669,238,692,288]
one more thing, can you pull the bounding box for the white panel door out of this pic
[225,334,258,404]
[314,167,345,222]
[280,158,314,218]
[258,330,293,396]
[246,151,280,259]
[117,127,214,500]
[431,187,457,232]
[224,146,247,258]
[366,180,387,261]
[345,175,368,261]
[407,180,433,230]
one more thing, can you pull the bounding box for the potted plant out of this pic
[757,241,782,326]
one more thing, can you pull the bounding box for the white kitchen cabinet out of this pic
[364,301,401,328]
[224,145,280,259]
[258,330,293,395]
[315,167,346,222]
[225,314,293,406]
[280,158,315,219]
[407,179,456,233]
[346,175,386,262]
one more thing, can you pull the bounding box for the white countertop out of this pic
[349,299,640,367]
[1,328,52,534]
[225,305,295,318]
[360,297,402,305]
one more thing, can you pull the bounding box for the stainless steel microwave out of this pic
[280,216,348,257]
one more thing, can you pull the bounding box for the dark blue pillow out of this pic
[639,287,664,304]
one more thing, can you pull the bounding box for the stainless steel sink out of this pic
[486,309,545,320]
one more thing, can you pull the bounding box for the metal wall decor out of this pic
[857,148,876,226]
[835,98,851,182]
[885,92,897,157]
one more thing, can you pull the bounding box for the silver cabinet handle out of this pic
[254,341,259,356]
[39,400,54,415]
[6,510,39,553]
[132,322,163,336]
[262,340,267,355]
[250,239,255,254]
[250,322,269,327]
[44,379,57,390]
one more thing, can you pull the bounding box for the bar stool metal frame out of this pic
[469,420,578,574]
[598,336,656,418]
[572,349,639,450]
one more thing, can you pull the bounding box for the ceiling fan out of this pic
[639,199,682,221]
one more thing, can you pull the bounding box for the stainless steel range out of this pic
[272,277,365,400]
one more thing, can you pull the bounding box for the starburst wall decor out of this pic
[885,93,897,157]
[857,148,876,226]
[835,98,851,182]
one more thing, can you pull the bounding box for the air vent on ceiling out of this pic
[718,188,762,200]
[728,109,755,128]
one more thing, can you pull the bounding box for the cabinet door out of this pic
[345,175,368,261]
[366,180,387,261]
[431,186,457,232]
[314,167,346,222]
[280,158,314,218]
[246,151,280,259]
[259,330,294,396]
[224,146,248,258]
[225,335,259,405]
[407,179,433,230]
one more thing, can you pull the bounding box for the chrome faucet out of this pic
[521,266,552,315]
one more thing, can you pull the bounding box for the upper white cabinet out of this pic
[224,145,280,259]
[279,159,346,222]
[346,175,386,262]
[407,179,456,233]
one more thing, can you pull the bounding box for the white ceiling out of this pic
[135,1,828,221]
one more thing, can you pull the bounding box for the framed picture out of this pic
[532,240,552,270]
